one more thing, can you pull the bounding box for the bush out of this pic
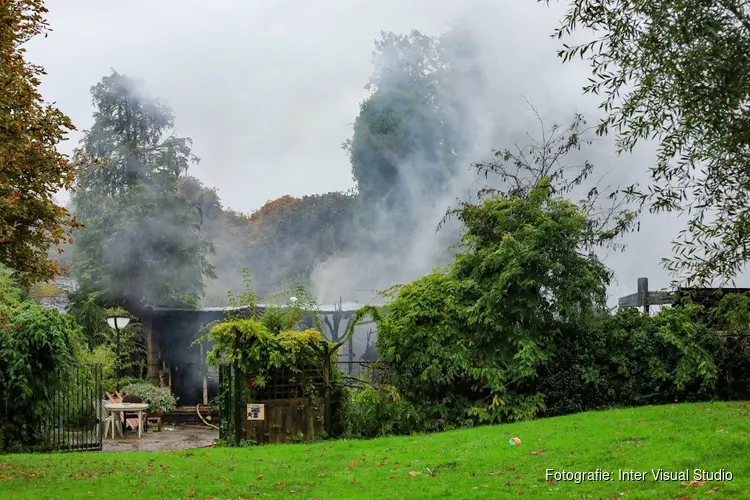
[0,300,82,451]
[121,382,177,414]
[79,344,117,392]
[538,305,724,418]
[342,385,423,438]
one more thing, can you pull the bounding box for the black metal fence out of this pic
[41,363,103,452]
[336,360,389,386]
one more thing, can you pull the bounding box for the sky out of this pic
[26,0,744,306]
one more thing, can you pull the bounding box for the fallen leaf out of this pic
[351,477,356,484]
[488,472,502,476]
[681,480,706,487]
[409,471,421,476]
[256,475,264,481]
[708,490,717,494]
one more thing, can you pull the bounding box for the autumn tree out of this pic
[235,192,355,298]
[0,0,78,284]
[545,0,750,286]
[71,70,213,311]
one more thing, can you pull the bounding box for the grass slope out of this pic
[2,402,750,499]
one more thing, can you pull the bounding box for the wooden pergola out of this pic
[618,277,750,313]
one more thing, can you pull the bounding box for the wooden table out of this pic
[104,403,149,439]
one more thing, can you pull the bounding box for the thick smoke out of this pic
[35,0,718,315]
[309,10,659,307]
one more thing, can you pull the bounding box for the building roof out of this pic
[145,302,376,314]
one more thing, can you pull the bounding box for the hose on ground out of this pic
[196,404,219,430]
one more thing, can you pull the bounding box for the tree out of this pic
[348,88,449,206]
[0,0,78,284]
[240,192,356,297]
[368,179,610,427]
[545,0,750,286]
[71,70,213,311]
[466,101,638,252]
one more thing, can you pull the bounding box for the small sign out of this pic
[247,403,265,421]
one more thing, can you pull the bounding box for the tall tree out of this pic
[0,0,78,284]
[346,30,457,205]
[71,70,213,310]
[545,0,750,286]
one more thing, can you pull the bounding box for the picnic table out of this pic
[104,402,150,439]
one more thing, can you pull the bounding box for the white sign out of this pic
[247,403,265,421]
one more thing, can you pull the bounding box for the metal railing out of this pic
[336,360,389,386]
[40,363,103,452]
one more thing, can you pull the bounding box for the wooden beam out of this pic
[618,291,675,308]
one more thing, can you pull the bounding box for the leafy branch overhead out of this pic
[546,0,750,286]
[0,0,79,284]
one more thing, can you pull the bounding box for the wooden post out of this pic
[201,343,208,405]
[637,277,650,314]
[233,330,243,445]
[322,346,332,437]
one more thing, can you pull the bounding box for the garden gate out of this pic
[219,364,327,446]
[41,363,104,452]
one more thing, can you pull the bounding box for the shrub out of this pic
[538,305,723,417]
[342,385,423,438]
[121,382,177,414]
[79,344,117,392]
[0,300,81,451]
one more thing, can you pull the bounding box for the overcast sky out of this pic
[26,0,744,304]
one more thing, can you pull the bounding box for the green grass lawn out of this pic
[2,402,750,499]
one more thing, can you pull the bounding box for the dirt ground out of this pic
[102,423,218,452]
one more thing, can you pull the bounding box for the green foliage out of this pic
[341,386,422,438]
[539,306,721,417]
[0,300,81,451]
[203,319,331,393]
[79,344,116,392]
[121,382,176,414]
[547,0,750,286]
[66,291,145,382]
[345,29,471,217]
[0,264,24,320]
[367,180,610,429]
[66,290,111,349]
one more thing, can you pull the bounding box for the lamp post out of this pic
[106,315,131,391]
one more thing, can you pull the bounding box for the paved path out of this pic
[102,424,218,452]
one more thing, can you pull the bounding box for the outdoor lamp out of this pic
[106,316,130,329]
[106,316,131,390]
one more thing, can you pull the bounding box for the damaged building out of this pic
[141,301,378,406]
